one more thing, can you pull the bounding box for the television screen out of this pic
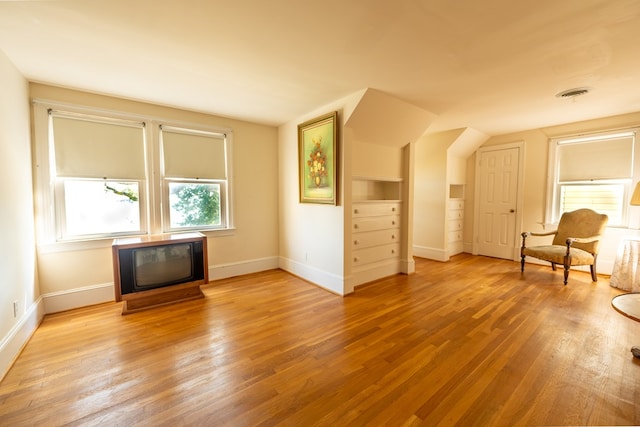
[133,243,194,289]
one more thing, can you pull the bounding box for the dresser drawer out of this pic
[353,203,401,217]
[448,200,464,210]
[352,229,399,249]
[353,216,400,232]
[447,209,464,220]
[448,219,463,232]
[352,243,400,266]
[448,230,463,243]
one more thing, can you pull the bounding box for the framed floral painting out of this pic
[298,111,338,204]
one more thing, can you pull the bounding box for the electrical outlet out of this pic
[13,301,18,318]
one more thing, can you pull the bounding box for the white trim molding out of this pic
[0,297,45,382]
[413,244,448,262]
[208,256,280,281]
[278,256,346,295]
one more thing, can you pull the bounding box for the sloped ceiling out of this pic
[1,1,640,136]
[345,89,436,147]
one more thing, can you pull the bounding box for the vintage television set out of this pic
[112,232,208,314]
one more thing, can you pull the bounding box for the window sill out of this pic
[37,228,237,255]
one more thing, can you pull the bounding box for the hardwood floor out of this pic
[1,254,639,426]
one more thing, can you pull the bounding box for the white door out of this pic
[475,145,521,259]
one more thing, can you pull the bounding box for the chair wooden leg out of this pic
[590,265,597,282]
[563,265,569,285]
[551,262,556,271]
[521,255,525,272]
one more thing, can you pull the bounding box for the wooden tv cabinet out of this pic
[112,233,208,315]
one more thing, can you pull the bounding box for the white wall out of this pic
[413,129,463,260]
[277,93,362,295]
[30,84,280,312]
[466,111,640,275]
[0,50,42,380]
[278,89,432,294]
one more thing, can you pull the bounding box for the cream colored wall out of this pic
[414,130,463,256]
[466,111,640,274]
[30,84,279,300]
[447,156,466,185]
[277,89,428,294]
[0,50,40,378]
[277,93,361,294]
[466,128,548,254]
[352,141,403,178]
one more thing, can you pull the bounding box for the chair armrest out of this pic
[523,231,558,237]
[564,235,602,255]
[566,235,602,248]
[565,235,602,245]
[521,230,558,249]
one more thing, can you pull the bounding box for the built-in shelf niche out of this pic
[449,184,465,199]
[353,177,402,201]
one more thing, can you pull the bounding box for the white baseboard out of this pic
[40,256,281,315]
[350,260,403,288]
[43,282,115,314]
[278,257,346,295]
[413,244,448,262]
[0,297,45,382]
[401,257,416,274]
[208,256,279,281]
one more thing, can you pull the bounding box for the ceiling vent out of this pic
[556,87,591,99]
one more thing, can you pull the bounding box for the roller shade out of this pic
[558,135,633,181]
[161,127,227,180]
[52,115,145,179]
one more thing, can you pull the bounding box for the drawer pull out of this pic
[391,220,396,225]
[354,224,359,229]
[391,207,396,212]
[353,257,359,262]
[354,240,359,245]
[391,249,395,254]
[354,209,359,214]
[391,234,396,239]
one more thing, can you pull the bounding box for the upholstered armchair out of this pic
[520,209,608,285]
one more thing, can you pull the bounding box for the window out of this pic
[50,112,147,240]
[160,126,229,231]
[547,130,637,227]
[33,102,233,244]
[61,179,142,238]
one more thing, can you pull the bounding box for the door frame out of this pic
[472,141,525,261]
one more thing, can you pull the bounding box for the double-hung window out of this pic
[160,125,230,231]
[547,130,637,227]
[34,102,234,244]
[50,112,147,240]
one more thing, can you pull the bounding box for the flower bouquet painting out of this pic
[298,111,337,204]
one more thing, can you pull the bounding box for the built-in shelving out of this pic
[350,176,405,287]
[352,176,402,201]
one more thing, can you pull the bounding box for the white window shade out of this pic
[52,115,145,179]
[161,128,226,179]
[558,136,633,181]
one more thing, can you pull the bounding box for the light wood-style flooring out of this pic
[1,254,639,426]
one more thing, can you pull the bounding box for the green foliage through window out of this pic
[169,182,221,228]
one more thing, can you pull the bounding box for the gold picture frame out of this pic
[298,111,338,204]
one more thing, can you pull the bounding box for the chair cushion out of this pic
[552,209,608,254]
[522,245,595,266]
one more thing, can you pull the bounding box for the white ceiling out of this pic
[1,0,640,136]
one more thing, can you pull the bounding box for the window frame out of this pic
[32,100,235,249]
[163,179,227,231]
[54,177,148,241]
[158,124,233,233]
[546,128,640,228]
